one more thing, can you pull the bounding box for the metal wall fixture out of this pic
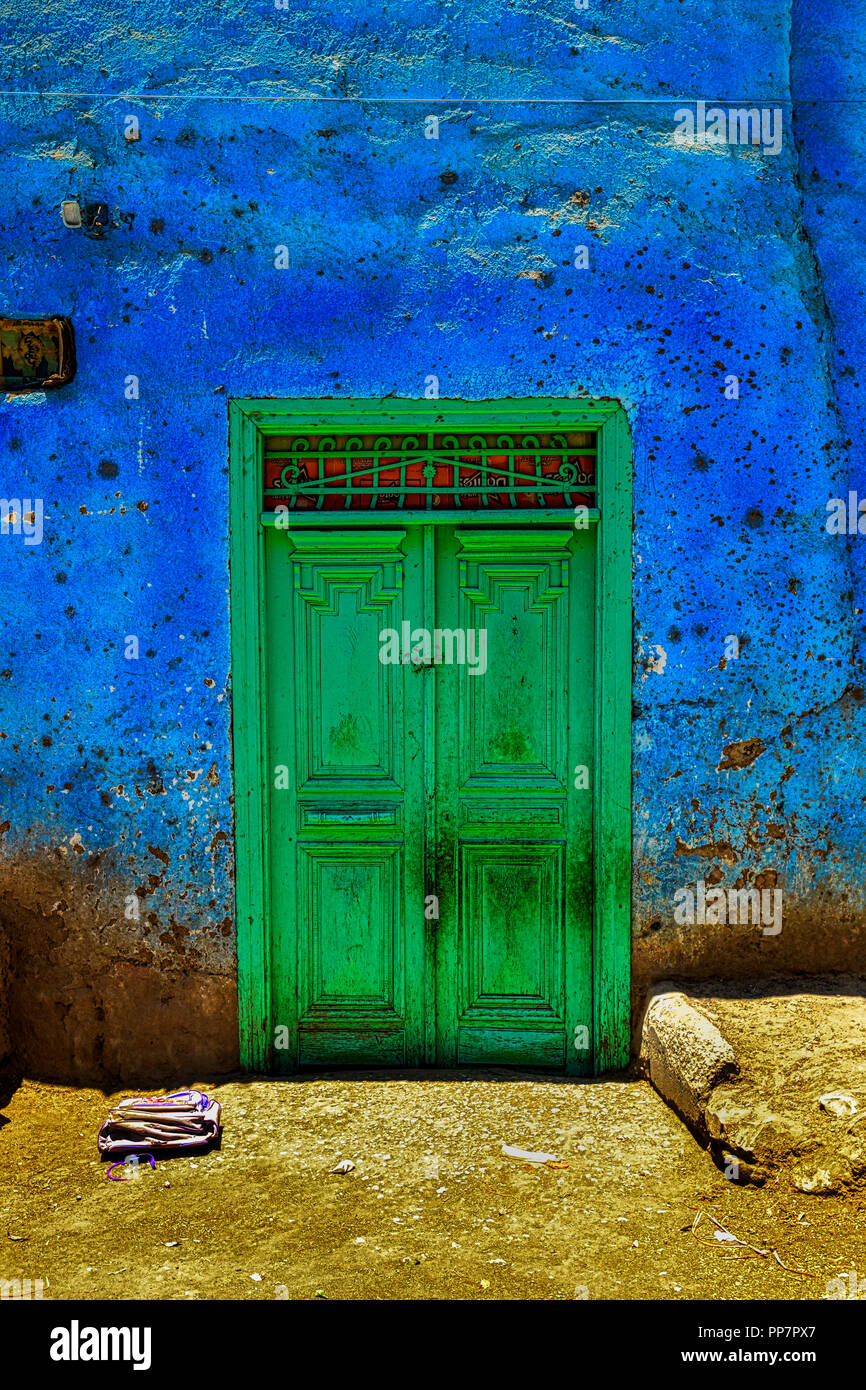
[60,199,112,237]
[60,199,82,228]
[0,316,76,392]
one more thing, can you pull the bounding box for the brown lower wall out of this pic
[630,903,866,1053]
[7,961,239,1084]
[0,854,239,1086]
[2,852,864,1082]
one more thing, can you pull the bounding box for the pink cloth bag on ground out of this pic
[97,1089,222,1156]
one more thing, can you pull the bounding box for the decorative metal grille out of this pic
[263,430,597,512]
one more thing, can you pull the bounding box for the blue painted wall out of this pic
[0,1,863,1077]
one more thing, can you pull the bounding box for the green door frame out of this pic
[229,397,633,1074]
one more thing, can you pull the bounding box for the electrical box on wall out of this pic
[0,315,75,393]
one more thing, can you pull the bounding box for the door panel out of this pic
[434,528,595,1072]
[266,521,595,1071]
[266,528,427,1067]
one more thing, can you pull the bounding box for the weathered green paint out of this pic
[230,398,632,1073]
[592,408,633,1073]
[267,526,427,1067]
[433,526,594,1073]
[230,404,272,1070]
[261,509,601,528]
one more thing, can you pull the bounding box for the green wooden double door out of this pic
[265,522,595,1071]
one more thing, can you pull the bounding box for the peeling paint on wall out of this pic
[0,0,863,1077]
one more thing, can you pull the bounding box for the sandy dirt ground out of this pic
[685,978,866,1190]
[2,1070,865,1301]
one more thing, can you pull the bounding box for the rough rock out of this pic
[642,978,866,1193]
[639,986,739,1139]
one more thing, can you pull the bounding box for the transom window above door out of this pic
[263,429,597,512]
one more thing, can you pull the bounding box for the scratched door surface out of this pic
[265,527,427,1067]
[432,527,595,1072]
[266,522,594,1070]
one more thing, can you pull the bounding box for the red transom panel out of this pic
[262,431,597,512]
